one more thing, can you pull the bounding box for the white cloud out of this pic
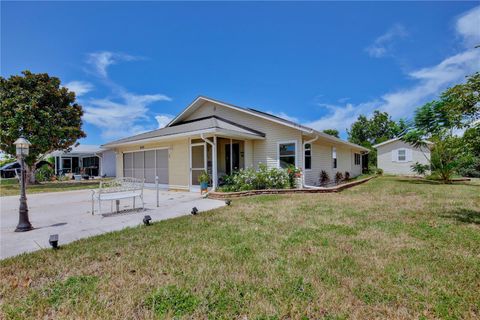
[86,51,140,78]
[64,81,94,97]
[83,92,171,139]
[456,5,480,47]
[365,24,408,58]
[308,7,480,136]
[155,114,174,128]
[80,51,171,139]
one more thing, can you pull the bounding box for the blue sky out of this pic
[2,2,479,144]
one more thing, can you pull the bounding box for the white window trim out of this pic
[277,140,298,168]
[397,148,408,162]
[304,143,312,171]
[332,147,337,169]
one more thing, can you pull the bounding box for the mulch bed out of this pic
[208,175,376,199]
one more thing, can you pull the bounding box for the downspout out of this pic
[200,133,217,192]
[303,135,318,188]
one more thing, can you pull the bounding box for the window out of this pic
[279,142,296,168]
[354,153,361,165]
[398,149,406,161]
[332,147,337,169]
[304,143,311,170]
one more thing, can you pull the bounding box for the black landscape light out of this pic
[143,215,152,225]
[49,234,59,249]
[225,199,231,206]
[191,207,198,215]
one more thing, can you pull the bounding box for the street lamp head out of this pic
[14,137,31,157]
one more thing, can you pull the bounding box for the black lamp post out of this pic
[14,137,33,232]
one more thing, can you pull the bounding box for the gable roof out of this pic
[102,116,265,147]
[167,95,314,132]
[102,95,369,152]
[372,138,433,148]
[167,96,369,152]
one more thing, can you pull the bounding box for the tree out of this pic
[458,124,480,177]
[0,71,86,183]
[347,111,405,167]
[323,129,340,138]
[402,73,480,182]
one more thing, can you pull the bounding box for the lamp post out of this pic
[14,137,33,232]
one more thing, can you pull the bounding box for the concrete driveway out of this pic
[0,188,225,260]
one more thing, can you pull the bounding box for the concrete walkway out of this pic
[0,188,225,260]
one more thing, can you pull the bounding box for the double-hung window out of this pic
[398,149,406,161]
[304,143,312,170]
[279,142,296,168]
[332,147,337,169]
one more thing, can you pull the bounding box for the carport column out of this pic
[212,136,218,191]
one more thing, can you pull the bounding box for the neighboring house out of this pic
[373,138,432,175]
[50,145,116,177]
[102,96,369,191]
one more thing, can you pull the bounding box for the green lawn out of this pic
[0,178,101,197]
[1,176,479,319]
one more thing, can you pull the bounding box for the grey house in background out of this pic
[50,145,116,177]
[373,138,432,175]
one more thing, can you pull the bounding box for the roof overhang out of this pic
[303,131,370,152]
[373,138,434,148]
[167,96,313,133]
[102,128,265,149]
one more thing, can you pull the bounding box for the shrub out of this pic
[411,162,430,176]
[334,172,344,184]
[219,164,289,192]
[319,170,330,186]
[376,168,384,175]
[198,171,210,184]
[35,164,54,182]
[344,171,350,180]
[286,165,302,188]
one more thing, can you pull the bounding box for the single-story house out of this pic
[50,145,116,177]
[373,138,432,175]
[102,96,369,191]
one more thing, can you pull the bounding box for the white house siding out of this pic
[184,102,304,170]
[377,140,430,175]
[303,138,362,186]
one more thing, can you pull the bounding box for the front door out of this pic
[190,143,206,190]
[225,143,240,175]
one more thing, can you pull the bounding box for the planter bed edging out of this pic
[208,175,376,199]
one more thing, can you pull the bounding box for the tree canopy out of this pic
[402,73,480,182]
[322,129,340,138]
[348,111,406,147]
[347,111,406,167]
[0,71,86,170]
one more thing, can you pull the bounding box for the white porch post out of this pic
[230,138,233,172]
[59,156,63,174]
[212,136,218,190]
[54,156,57,175]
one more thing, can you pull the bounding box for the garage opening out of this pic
[123,149,169,185]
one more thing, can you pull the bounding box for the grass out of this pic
[1,176,479,319]
[0,178,101,197]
